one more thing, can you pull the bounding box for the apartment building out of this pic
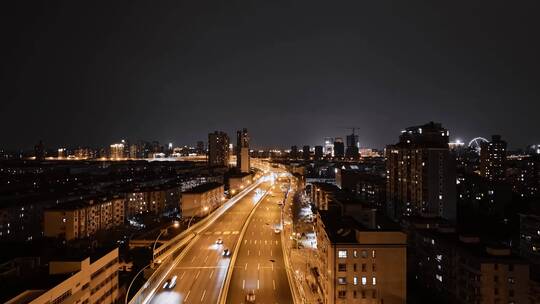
[181,182,224,217]
[386,122,456,220]
[44,195,125,241]
[6,248,119,304]
[125,183,184,217]
[228,172,253,195]
[410,227,530,303]
[315,205,407,304]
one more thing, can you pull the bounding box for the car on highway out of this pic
[246,291,256,303]
[216,238,223,245]
[162,275,177,289]
[222,248,231,257]
[274,228,281,234]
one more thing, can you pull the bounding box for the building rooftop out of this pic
[183,182,223,194]
[416,228,528,263]
[318,208,359,244]
[46,194,124,211]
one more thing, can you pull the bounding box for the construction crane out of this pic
[344,127,361,136]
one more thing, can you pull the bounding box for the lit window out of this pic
[353,276,358,285]
[338,277,347,285]
[361,276,367,285]
[372,277,377,285]
[338,250,348,258]
[372,250,376,258]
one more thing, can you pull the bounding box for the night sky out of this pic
[1,1,539,150]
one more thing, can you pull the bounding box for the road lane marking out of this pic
[242,279,245,290]
[175,266,226,269]
[209,270,214,279]
[180,271,185,280]
[247,250,250,256]
[270,250,273,256]
[272,263,274,271]
[257,263,260,270]
[258,250,261,256]
[200,289,206,302]
[191,256,196,263]
[204,255,209,263]
[273,279,276,290]
[195,270,200,279]
[185,290,191,302]
[257,279,260,289]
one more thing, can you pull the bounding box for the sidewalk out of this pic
[282,186,324,304]
[289,247,324,304]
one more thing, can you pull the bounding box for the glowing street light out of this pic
[151,221,180,267]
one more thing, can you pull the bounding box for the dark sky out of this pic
[1,1,539,150]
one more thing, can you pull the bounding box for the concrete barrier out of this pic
[217,188,270,304]
[129,178,264,304]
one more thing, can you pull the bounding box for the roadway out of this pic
[148,180,271,304]
[226,176,293,304]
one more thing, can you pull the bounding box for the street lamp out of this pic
[125,263,151,304]
[151,221,180,267]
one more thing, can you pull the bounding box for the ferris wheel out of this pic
[468,137,488,153]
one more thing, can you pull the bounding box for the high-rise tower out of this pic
[386,122,456,220]
[208,131,230,167]
[236,128,250,173]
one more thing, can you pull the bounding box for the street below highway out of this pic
[226,176,293,304]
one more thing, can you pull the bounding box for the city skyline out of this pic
[1,1,539,149]
[1,126,538,152]
[2,2,540,303]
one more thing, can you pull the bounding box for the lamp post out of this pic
[125,263,151,304]
[151,221,180,267]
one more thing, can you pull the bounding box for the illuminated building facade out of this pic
[480,135,507,182]
[208,131,230,167]
[324,137,334,157]
[181,182,224,217]
[109,143,124,159]
[6,248,120,304]
[386,122,456,220]
[315,207,407,304]
[44,195,125,241]
[126,185,181,217]
[236,128,250,173]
